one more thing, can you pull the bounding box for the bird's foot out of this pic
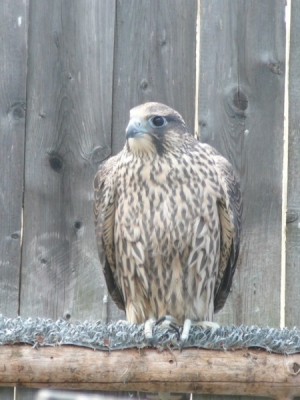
[155,316,193,351]
[195,320,220,331]
[180,319,220,351]
[156,315,181,339]
[144,316,219,350]
[144,315,181,345]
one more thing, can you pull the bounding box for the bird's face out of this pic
[125,102,188,156]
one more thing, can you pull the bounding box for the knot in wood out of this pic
[49,155,63,172]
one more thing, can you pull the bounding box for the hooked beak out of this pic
[125,118,148,139]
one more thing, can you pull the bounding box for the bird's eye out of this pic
[149,116,167,128]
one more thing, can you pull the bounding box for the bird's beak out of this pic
[126,118,148,139]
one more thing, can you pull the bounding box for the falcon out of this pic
[94,102,242,342]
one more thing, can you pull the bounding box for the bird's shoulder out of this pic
[181,137,228,193]
[94,153,122,189]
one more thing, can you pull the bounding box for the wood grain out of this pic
[0,0,28,317]
[111,0,197,154]
[198,0,285,328]
[0,345,299,399]
[0,1,29,398]
[18,3,116,398]
[286,0,300,328]
[20,0,115,322]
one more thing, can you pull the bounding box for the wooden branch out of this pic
[1,345,300,399]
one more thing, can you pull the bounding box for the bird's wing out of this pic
[94,155,125,311]
[212,154,243,313]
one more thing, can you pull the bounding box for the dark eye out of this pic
[149,115,167,128]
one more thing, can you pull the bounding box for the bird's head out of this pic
[125,102,189,156]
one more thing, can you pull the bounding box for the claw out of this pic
[168,323,181,340]
[155,315,182,341]
[155,315,167,326]
[156,315,181,338]
[155,315,179,327]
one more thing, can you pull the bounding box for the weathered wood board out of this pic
[286,0,300,328]
[198,0,285,329]
[111,0,197,154]
[0,0,28,319]
[20,0,115,321]
[0,1,29,399]
[18,1,116,399]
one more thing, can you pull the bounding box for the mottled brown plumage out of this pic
[94,102,242,339]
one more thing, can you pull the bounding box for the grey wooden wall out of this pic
[0,0,298,399]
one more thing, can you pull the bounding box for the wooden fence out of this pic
[0,0,299,399]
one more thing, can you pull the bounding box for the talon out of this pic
[156,315,179,327]
[169,322,181,339]
[179,338,187,352]
[147,337,155,347]
[155,315,182,340]
[155,316,167,326]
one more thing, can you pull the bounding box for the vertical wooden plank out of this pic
[0,0,28,317]
[112,0,197,155]
[0,389,15,400]
[198,0,285,329]
[196,3,285,399]
[20,0,115,325]
[0,1,28,399]
[286,0,300,328]
[18,1,115,399]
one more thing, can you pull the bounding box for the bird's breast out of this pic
[113,154,220,323]
[115,155,211,254]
